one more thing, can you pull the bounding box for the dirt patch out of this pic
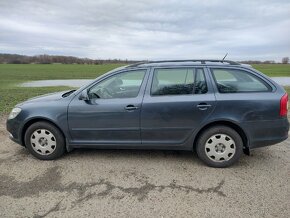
[0,115,7,137]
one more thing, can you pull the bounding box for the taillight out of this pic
[280,93,288,117]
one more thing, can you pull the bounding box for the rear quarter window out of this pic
[211,68,272,93]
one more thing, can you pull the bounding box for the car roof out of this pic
[125,60,252,69]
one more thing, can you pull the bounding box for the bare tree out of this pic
[282,57,289,64]
[0,53,140,64]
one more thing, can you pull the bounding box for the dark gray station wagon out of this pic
[6,60,289,167]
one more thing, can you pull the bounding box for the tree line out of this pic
[0,54,138,64]
[0,53,289,64]
[240,57,289,64]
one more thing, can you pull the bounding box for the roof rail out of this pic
[127,59,240,68]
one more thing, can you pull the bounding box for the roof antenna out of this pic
[222,53,228,63]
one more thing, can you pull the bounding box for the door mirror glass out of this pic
[79,89,90,100]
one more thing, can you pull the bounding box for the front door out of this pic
[141,67,216,145]
[68,69,148,145]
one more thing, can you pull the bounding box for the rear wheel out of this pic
[196,125,243,168]
[24,121,65,160]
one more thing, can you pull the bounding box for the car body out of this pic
[6,60,289,167]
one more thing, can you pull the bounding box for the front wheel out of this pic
[24,121,65,160]
[196,125,243,168]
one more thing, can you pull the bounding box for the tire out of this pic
[196,125,243,168]
[24,121,65,160]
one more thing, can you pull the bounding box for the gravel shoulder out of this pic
[0,115,289,217]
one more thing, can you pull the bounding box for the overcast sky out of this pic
[0,0,289,61]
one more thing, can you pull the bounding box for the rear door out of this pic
[141,67,216,145]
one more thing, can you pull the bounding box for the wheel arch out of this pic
[193,120,249,149]
[21,117,67,149]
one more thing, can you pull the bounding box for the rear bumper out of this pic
[242,118,289,149]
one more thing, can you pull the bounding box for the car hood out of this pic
[18,90,74,106]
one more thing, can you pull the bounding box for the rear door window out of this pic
[211,68,271,93]
[151,68,207,96]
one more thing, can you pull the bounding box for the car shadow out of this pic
[68,148,196,161]
[63,147,263,169]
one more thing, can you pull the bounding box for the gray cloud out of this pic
[0,0,289,61]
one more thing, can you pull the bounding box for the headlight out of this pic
[8,108,22,120]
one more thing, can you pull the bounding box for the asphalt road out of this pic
[0,116,289,218]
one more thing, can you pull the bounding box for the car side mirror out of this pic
[79,89,89,100]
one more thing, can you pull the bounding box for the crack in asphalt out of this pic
[0,166,226,216]
[95,178,226,201]
[33,199,63,218]
[0,166,226,200]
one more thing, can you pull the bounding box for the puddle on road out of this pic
[270,77,290,86]
[20,79,92,87]
[19,77,290,88]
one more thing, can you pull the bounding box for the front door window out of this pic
[88,70,146,99]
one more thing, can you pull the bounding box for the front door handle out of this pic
[197,103,212,110]
[124,105,139,111]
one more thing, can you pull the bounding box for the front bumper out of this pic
[8,132,21,144]
[6,118,23,146]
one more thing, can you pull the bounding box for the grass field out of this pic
[0,64,124,114]
[252,64,290,77]
[0,63,290,115]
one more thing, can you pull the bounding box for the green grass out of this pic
[0,63,289,115]
[0,64,124,115]
[252,64,290,77]
[251,64,290,96]
[283,86,290,95]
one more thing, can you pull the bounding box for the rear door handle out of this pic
[124,105,139,111]
[197,103,212,110]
